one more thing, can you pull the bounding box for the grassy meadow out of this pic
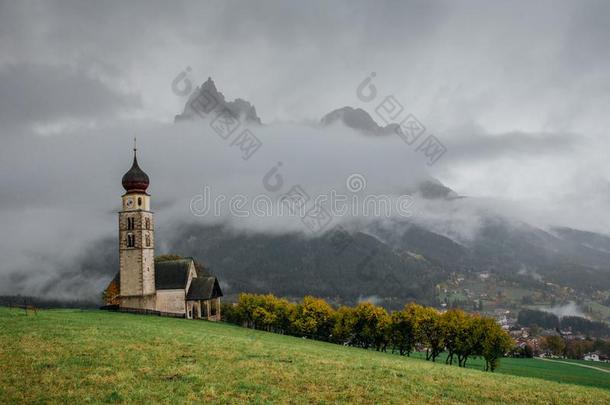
[539,357,610,371]
[1,307,609,404]
[409,351,610,390]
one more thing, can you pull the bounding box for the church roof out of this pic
[122,151,149,193]
[186,276,223,300]
[155,258,193,290]
[155,258,223,300]
[110,257,223,298]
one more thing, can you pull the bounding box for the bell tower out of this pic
[118,139,155,310]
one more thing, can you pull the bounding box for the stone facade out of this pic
[119,192,155,310]
[156,290,187,314]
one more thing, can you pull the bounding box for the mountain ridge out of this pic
[320,106,402,136]
[175,77,262,124]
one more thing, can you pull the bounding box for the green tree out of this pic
[441,309,468,365]
[252,305,278,331]
[224,293,514,372]
[221,302,240,324]
[350,303,390,350]
[290,296,335,340]
[332,306,356,344]
[565,339,594,359]
[372,307,391,352]
[541,335,566,357]
[389,303,419,356]
[455,315,485,367]
[416,306,445,362]
[593,339,610,357]
[233,293,293,333]
[480,317,513,372]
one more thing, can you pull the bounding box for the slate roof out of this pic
[110,257,223,299]
[155,258,192,290]
[186,276,223,300]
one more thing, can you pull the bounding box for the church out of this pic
[103,144,223,320]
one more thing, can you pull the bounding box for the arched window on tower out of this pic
[127,233,135,248]
[127,217,135,230]
[145,218,150,230]
[145,234,151,247]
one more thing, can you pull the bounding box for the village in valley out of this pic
[437,272,610,362]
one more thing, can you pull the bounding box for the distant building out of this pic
[584,352,600,362]
[103,144,222,319]
[510,328,530,339]
[540,329,560,337]
[514,336,540,354]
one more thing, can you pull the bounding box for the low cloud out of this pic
[0,119,431,297]
[1,115,608,299]
[0,63,141,132]
[540,302,586,319]
[357,295,383,306]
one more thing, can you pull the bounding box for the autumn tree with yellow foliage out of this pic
[222,293,514,372]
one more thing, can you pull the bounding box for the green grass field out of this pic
[1,307,609,404]
[540,358,610,371]
[409,352,610,390]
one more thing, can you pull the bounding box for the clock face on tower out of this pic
[125,198,134,209]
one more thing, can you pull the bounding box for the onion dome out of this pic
[122,142,149,193]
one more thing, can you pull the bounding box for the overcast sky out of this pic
[1,0,609,297]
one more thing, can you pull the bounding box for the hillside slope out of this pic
[167,224,445,307]
[0,308,608,404]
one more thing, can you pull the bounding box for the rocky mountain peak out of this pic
[175,77,262,125]
[320,106,401,136]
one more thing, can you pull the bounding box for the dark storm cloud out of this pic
[0,64,140,129]
[2,0,609,125]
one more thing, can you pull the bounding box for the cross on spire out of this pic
[133,136,137,156]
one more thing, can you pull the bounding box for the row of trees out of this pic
[541,335,610,359]
[222,293,513,372]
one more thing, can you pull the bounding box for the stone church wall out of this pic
[119,249,144,297]
[121,294,156,310]
[119,209,155,297]
[156,290,186,314]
